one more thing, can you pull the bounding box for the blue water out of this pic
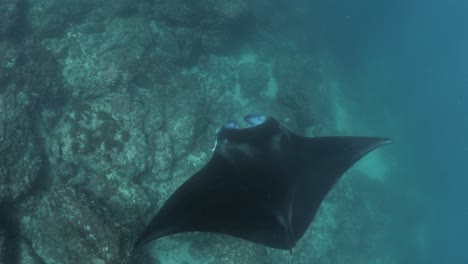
[312,0,468,262]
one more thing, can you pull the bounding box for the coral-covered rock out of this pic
[21,186,129,263]
[155,0,253,53]
[0,40,70,204]
[273,55,324,127]
[16,43,66,108]
[172,28,203,65]
[28,0,94,38]
[273,55,322,107]
[29,0,152,38]
[156,0,253,28]
[0,39,67,264]
[202,0,252,28]
[0,0,24,40]
[134,73,212,208]
[1,40,66,108]
[43,93,150,222]
[47,16,152,100]
[0,89,42,204]
[19,241,43,264]
[199,0,253,53]
[131,25,187,86]
[238,62,269,98]
[156,0,202,26]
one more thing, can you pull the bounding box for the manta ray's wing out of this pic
[287,136,392,245]
[134,152,286,247]
[135,117,391,250]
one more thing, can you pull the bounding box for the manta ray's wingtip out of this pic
[382,137,392,143]
[359,137,393,155]
[378,137,393,146]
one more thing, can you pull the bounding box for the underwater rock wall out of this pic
[0,0,395,263]
[154,0,253,54]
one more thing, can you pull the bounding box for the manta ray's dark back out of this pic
[135,115,391,250]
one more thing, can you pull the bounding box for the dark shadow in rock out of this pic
[3,0,31,44]
[0,203,20,264]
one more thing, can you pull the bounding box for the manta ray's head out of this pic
[212,114,275,151]
[213,114,284,162]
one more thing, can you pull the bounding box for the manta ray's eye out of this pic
[244,114,268,126]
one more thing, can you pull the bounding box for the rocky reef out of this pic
[0,0,398,263]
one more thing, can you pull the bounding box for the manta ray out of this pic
[135,114,391,250]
